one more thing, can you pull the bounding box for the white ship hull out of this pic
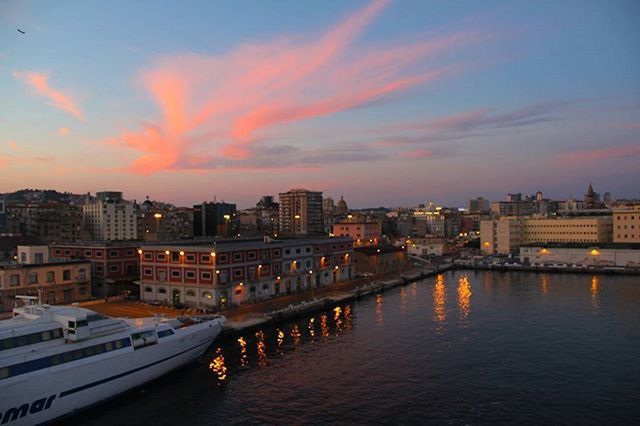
[0,318,224,425]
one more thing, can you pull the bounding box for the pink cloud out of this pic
[557,145,640,163]
[13,70,85,121]
[109,0,479,174]
[399,149,433,159]
[57,127,71,135]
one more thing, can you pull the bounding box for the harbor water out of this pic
[73,271,640,425]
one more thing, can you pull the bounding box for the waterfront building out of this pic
[0,259,91,311]
[353,245,405,275]
[613,205,640,243]
[404,237,445,256]
[83,192,138,241]
[278,189,324,236]
[136,236,353,308]
[193,201,236,238]
[481,216,613,255]
[51,242,140,297]
[332,219,381,246]
[413,208,445,237]
[519,243,640,267]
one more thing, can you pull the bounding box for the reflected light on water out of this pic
[400,287,407,315]
[256,331,267,367]
[433,274,446,324]
[457,275,471,322]
[376,294,383,325]
[334,307,343,332]
[208,347,227,383]
[238,337,248,367]
[320,314,329,338]
[308,318,316,339]
[541,275,549,295]
[291,324,302,345]
[344,306,352,330]
[591,276,600,312]
[277,329,285,353]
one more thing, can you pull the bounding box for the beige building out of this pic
[0,259,92,312]
[613,205,640,243]
[83,191,137,241]
[481,216,613,255]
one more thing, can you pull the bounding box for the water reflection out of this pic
[375,294,383,325]
[238,337,248,367]
[208,304,357,384]
[344,305,353,331]
[400,287,408,315]
[308,318,316,340]
[277,329,285,354]
[433,274,446,325]
[457,275,471,322]
[591,276,600,312]
[255,331,267,367]
[320,313,329,338]
[541,275,549,296]
[291,325,302,345]
[334,307,343,332]
[208,347,227,383]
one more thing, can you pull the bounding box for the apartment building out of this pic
[83,192,137,241]
[332,220,381,246]
[0,259,91,312]
[278,189,324,236]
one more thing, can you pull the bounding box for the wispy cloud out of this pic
[57,127,71,136]
[13,70,85,121]
[108,0,481,174]
[556,144,640,163]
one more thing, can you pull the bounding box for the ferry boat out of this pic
[0,297,225,425]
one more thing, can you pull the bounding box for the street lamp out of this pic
[153,213,162,238]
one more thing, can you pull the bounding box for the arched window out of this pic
[158,287,167,294]
[144,287,153,293]
[202,291,213,299]
[186,289,196,297]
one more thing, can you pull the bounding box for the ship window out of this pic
[158,329,175,338]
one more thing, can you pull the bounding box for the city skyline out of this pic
[1,0,639,207]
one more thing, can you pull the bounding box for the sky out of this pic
[1,0,639,208]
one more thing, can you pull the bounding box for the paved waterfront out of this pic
[72,271,640,425]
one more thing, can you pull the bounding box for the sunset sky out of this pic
[1,0,639,208]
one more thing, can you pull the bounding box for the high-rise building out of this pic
[278,189,324,236]
[467,197,490,212]
[83,192,137,241]
[193,201,236,237]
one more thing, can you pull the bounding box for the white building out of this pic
[519,244,640,268]
[83,192,138,241]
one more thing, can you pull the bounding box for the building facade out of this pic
[519,243,640,268]
[193,201,236,238]
[278,189,324,236]
[354,246,406,275]
[137,236,353,308]
[0,260,91,312]
[51,242,140,297]
[332,220,381,246]
[481,216,613,255]
[613,205,640,243]
[83,192,137,241]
